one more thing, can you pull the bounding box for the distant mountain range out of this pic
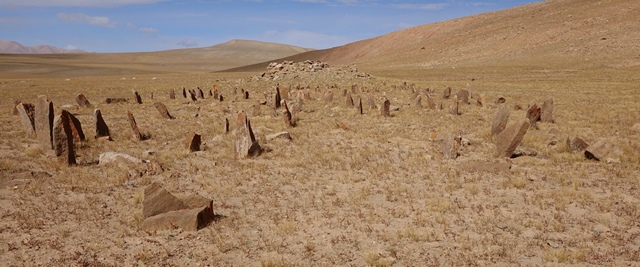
[0,40,87,54]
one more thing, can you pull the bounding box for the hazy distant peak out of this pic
[0,40,87,54]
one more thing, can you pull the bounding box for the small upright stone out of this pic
[566,137,589,152]
[415,95,423,109]
[94,109,111,140]
[457,89,470,104]
[35,95,54,149]
[75,93,92,108]
[495,121,530,158]
[182,87,187,98]
[381,99,391,117]
[153,102,174,119]
[426,96,436,110]
[244,90,249,99]
[495,96,506,104]
[16,103,36,137]
[63,111,86,142]
[133,90,142,104]
[540,98,554,123]
[12,100,21,115]
[189,90,197,101]
[358,97,363,114]
[323,90,333,104]
[185,132,202,152]
[526,102,541,126]
[443,87,451,99]
[224,117,229,133]
[169,89,176,99]
[274,86,282,109]
[449,95,460,115]
[367,94,377,110]
[282,100,295,127]
[196,87,204,99]
[491,106,510,136]
[234,111,262,159]
[442,132,461,159]
[128,111,142,141]
[53,110,76,165]
[345,93,354,107]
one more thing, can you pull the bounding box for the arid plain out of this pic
[1,0,639,266]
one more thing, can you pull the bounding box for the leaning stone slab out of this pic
[495,121,529,158]
[133,90,143,104]
[491,106,510,136]
[128,111,143,141]
[234,111,262,159]
[185,132,202,152]
[75,93,92,108]
[526,102,541,126]
[585,139,623,162]
[458,162,511,173]
[16,103,36,137]
[153,102,174,119]
[63,111,86,142]
[142,206,214,232]
[143,182,188,219]
[94,109,111,140]
[35,95,54,149]
[53,110,76,165]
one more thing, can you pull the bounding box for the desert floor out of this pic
[0,66,638,266]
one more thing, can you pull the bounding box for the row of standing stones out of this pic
[12,67,627,232]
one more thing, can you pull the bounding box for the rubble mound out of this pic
[256,60,371,81]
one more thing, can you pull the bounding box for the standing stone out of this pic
[224,117,230,133]
[323,90,333,104]
[367,94,377,110]
[274,86,282,109]
[12,100,21,115]
[495,121,530,158]
[128,111,142,141]
[415,95,423,109]
[197,87,204,99]
[477,94,485,107]
[280,86,289,101]
[566,137,589,152]
[457,89,470,104]
[358,98,363,115]
[495,96,506,104]
[218,95,224,102]
[540,98,554,123]
[213,88,219,100]
[16,103,36,137]
[75,93,91,108]
[133,90,142,104]
[35,95,54,149]
[491,106,510,136]
[94,109,111,140]
[442,132,461,159]
[584,139,623,162]
[169,89,176,99]
[437,101,443,111]
[282,100,295,127]
[345,93,354,107]
[53,110,76,165]
[526,102,541,126]
[244,90,249,99]
[189,90,197,101]
[381,99,391,117]
[185,132,202,152]
[426,97,436,110]
[209,89,213,97]
[153,102,174,119]
[251,103,261,117]
[63,111,86,142]
[182,87,187,98]
[449,95,460,115]
[234,111,262,159]
[443,87,451,99]
[150,92,154,100]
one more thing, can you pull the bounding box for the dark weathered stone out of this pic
[566,137,589,152]
[52,110,76,165]
[105,97,127,104]
[128,111,142,141]
[75,93,91,108]
[224,117,229,133]
[150,92,154,100]
[495,121,530,158]
[358,97,363,115]
[244,90,249,99]
[63,111,85,142]
[143,183,188,219]
[526,102,540,126]
[169,89,176,99]
[153,102,174,119]
[94,109,111,140]
[35,95,54,149]
[133,90,142,104]
[209,89,213,97]
[491,106,510,136]
[345,93,354,107]
[218,95,224,102]
[234,111,262,159]
[495,96,506,104]
[182,87,187,98]
[196,87,204,99]
[381,99,391,117]
[457,89,470,104]
[185,132,201,152]
[16,103,36,137]
[188,90,197,101]
[443,87,451,99]
[274,86,282,109]
[585,139,623,162]
[142,205,214,232]
[540,98,554,123]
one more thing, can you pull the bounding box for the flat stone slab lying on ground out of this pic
[266,131,292,141]
[585,139,623,162]
[105,98,127,104]
[142,183,215,232]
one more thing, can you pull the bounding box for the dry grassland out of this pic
[0,66,638,266]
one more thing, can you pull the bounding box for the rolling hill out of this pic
[0,40,87,54]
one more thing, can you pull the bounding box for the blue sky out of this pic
[0,0,539,53]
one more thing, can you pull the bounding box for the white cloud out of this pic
[392,3,447,10]
[57,13,116,27]
[177,39,199,48]
[127,22,158,33]
[64,45,79,50]
[263,29,353,49]
[0,0,163,8]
